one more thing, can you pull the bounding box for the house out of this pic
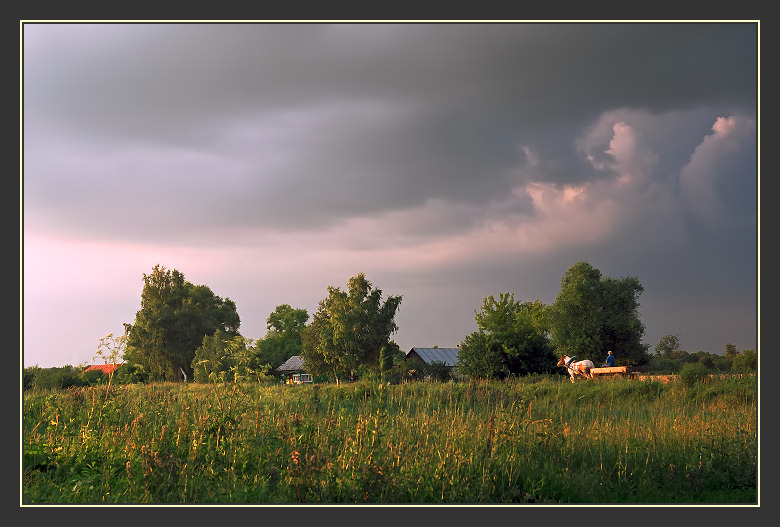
[402,347,462,381]
[83,363,124,375]
[277,355,312,384]
[405,347,460,367]
[403,348,464,381]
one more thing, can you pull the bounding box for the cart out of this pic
[590,365,633,379]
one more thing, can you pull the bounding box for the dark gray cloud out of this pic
[25,23,757,241]
[23,22,758,367]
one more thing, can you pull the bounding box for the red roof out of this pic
[83,363,124,374]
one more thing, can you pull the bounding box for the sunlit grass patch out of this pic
[23,375,757,504]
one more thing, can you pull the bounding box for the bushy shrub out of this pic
[23,366,41,391]
[678,362,709,386]
[647,355,683,374]
[424,361,453,382]
[113,363,151,384]
[732,349,757,373]
[395,360,426,383]
[81,369,106,386]
[30,365,88,390]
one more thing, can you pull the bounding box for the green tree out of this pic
[124,264,241,381]
[378,341,404,380]
[711,353,734,372]
[457,331,503,379]
[23,366,40,391]
[655,334,685,359]
[600,275,647,362]
[690,350,716,369]
[267,304,309,336]
[112,364,150,384]
[547,261,650,366]
[191,330,256,383]
[458,293,556,379]
[301,273,402,384]
[256,304,309,373]
[732,348,757,373]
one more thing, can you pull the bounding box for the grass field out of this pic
[22,374,757,504]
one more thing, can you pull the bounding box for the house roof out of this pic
[83,363,124,374]
[278,355,305,371]
[406,348,460,367]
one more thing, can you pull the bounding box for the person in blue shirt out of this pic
[604,350,615,367]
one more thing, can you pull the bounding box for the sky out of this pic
[22,22,759,369]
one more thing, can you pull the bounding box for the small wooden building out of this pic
[277,355,312,384]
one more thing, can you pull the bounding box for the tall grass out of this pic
[22,374,757,504]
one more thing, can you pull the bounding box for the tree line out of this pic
[23,261,756,390]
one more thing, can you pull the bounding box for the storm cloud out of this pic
[22,22,758,368]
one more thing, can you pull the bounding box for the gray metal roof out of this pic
[278,355,305,371]
[407,347,460,367]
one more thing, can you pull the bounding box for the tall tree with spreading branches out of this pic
[301,273,401,384]
[547,261,650,366]
[124,264,241,381]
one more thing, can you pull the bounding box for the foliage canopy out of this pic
[124,264,241,381]
[255,304,309,373]
[191,330,264,383]
[301,273,401,383]
[547,261,650,366]
[458,294,556,379]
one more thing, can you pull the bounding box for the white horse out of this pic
[557,355,594,383]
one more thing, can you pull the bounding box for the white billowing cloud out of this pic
[492,113,667,255]
[603,122,658,186]
[577,110,659,183]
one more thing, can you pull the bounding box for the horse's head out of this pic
[556,356,567,367]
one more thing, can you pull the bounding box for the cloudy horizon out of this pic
[23,22,758,368]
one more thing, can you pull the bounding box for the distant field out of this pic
[22,374,757,504]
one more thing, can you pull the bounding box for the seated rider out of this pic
[604,350,615,367]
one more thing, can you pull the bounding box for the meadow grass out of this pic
[22,374,757,504]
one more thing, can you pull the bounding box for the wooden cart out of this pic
[590,365,633,379]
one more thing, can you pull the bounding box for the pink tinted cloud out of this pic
[332,109,739,269]
[281,115,663,275]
